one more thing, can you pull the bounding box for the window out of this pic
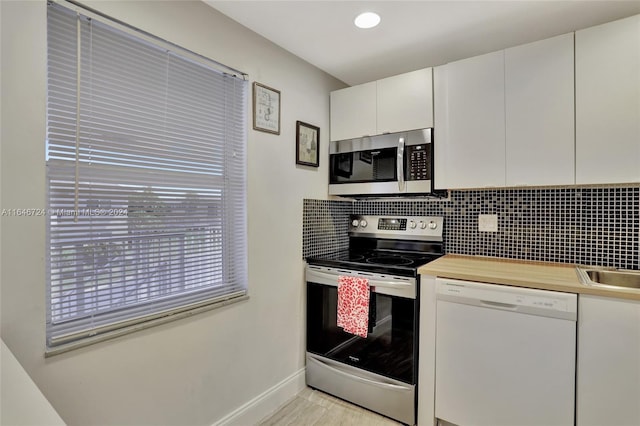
[46,2,248,353]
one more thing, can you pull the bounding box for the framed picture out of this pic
[253,82,281,135]
[296,121,320,167]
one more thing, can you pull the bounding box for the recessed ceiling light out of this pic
[354,12,381,29]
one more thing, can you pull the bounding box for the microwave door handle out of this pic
[397,137,405,192]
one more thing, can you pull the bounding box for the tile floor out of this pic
[258,387,402,426]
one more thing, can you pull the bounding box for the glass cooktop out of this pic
[306,249,441,277]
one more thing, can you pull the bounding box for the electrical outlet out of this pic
[478,214,498,232]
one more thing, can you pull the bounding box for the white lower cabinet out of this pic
[577,295,640,426]
[418,274,438,426]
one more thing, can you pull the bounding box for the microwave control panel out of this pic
[406,144,431,181]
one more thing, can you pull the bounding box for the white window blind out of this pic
[46,2,248,351]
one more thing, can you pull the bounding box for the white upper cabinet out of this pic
[505,33,575,186]
[377,68,433,134]
[330,68,433,141]
[329,82,376,142]
[434,50,506,189]
[433,65,449,189]
[575,14,640,184]
[436,33,576,189]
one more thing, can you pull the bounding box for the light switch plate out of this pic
[478,214,498,232]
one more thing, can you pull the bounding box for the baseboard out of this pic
[213,368,306,426]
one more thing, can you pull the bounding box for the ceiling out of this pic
[205,1,640,86]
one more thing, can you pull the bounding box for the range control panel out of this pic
[378,218,407,231]
[349,215,444,241]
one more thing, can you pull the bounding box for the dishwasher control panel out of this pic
[435,278,577,320]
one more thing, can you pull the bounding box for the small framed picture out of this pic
[253,82,281,135]
[296,121,320,167]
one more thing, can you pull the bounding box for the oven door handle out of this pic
[306,268,416,298]
[370,279,412,289]
[306,269,413,289]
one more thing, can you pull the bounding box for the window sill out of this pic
[45,293,249,357]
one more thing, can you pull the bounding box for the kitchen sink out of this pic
[576,267,640,291]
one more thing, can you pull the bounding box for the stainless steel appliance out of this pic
[305,215,444,425]
[329,129,434,197]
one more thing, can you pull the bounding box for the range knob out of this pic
[409,220,417,229]
[359,220,368,228]
[428,221,438,230]
[352,219,360,227]
[419,221,427,229]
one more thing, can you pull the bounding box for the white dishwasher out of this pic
[435,278,577,426]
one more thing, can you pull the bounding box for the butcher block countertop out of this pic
[419,254,640,301]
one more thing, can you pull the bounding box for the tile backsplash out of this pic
[303,186,640,269]
[302,199,352,257]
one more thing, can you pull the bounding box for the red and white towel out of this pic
[337,276,370,338]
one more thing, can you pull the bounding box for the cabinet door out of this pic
[433,65,449,190]
[505,33,575,186]
[330,82,376,141]
[417,274,438,426]
[377,68,433,134]
[438,51,506,189]
[577,295,640,426]
[576,14,640,184]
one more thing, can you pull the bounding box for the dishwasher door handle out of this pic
[480,300,518,311]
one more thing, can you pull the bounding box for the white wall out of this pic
[0,1,345,424]
[1,340,66,425]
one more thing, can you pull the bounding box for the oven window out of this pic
[329,147,397,184]
[306,282,416,384]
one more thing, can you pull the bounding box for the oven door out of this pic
[305,265,418,384]
[305,265,418,424]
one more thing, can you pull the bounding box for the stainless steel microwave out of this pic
[329,128,433,197]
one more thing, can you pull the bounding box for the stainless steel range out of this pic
[305,215,444,425]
